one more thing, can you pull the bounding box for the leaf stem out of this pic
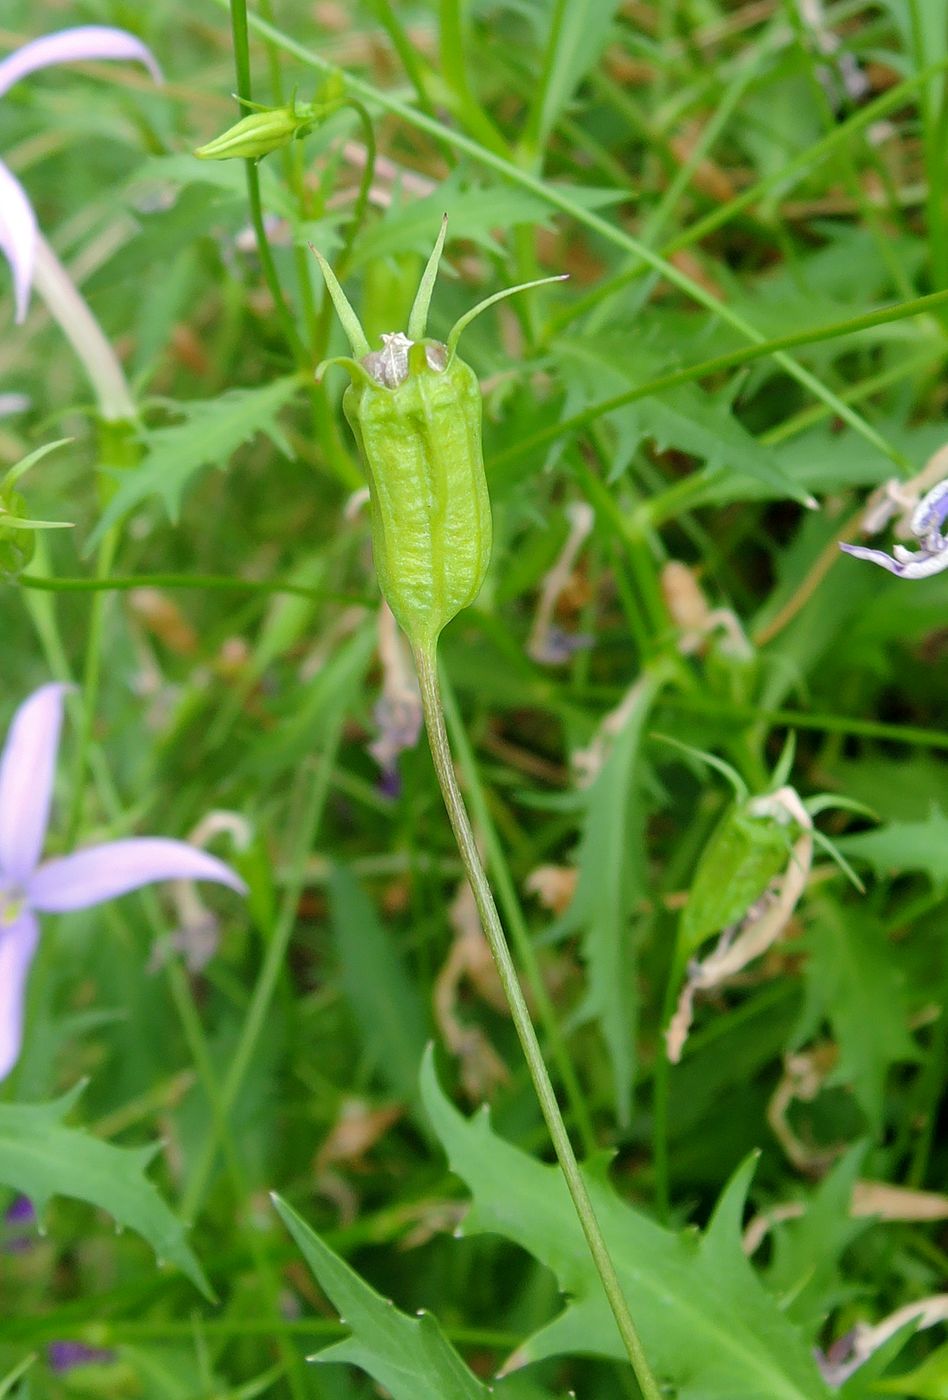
[413,643,662,1399]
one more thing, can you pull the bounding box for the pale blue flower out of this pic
[0,26,161,323]
[0,684,244,1082]
[840,477,948,580]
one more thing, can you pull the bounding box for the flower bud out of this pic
[313,218,564,652]
[195,99,325,161]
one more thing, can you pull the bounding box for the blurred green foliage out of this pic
[3,0,948,1396]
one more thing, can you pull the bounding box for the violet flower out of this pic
[840,477,948,579]
[0,684,245,1082]
[0,26,161,324]
[47,1342,116,1374]
[2,1194,36,1254]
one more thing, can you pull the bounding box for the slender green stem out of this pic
[64,526,118,845]
[908,0,948,293]
[438,0,509,157]
[18,571,373,606]
[439,667,597,1156]
[335,101,376,276]
[414,644,662,1399]
[519,0,567,164]
[229,0,309,364]
[258,0,322,358]
[652,944,689,1224]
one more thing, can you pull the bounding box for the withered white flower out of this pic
[840,477,948,579]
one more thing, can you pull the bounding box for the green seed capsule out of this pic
[313,219,564,651]
[343,337,490,650]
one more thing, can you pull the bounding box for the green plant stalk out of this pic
[438,667,597,1156]
[414,644,662,1400]
[18,571,374,606]
[63,526,118,845]
[438,0,509,158]
[258,0,322,357]
[518,0,567,163]
[652,943,690,1224]
[335,101,376,277]
[229,0,308,364]
[18,550,313,1394]
[908,0,948,295]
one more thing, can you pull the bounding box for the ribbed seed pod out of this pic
[342,342,489,650]
[312,219,563,653]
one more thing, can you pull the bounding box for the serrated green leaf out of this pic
[347,169,553,268]
[0,1086,209,1297]
[328,865,429,1112]
[837,807,948,889]
[421,1049,830,1400]
[271,1194,489,1400]
[802,904,919,1131]
[87,376,303,548]
[765,1144,869,1329]
[555,333,809,501]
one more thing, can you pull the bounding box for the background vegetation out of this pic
[3,1,948,1396]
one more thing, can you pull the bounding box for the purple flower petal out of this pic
[2,1194,36,1254]
[912,477,948,537]
[838,540,948,580]
[0,683,66,882]
[4,1194,36,1226]
[0,912,39,1082]
[47,1342,116,1374]
[28,838,246,913]
[0,26,162,100]
[0,160,37,324]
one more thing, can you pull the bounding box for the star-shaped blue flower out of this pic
[0,684,244,1081]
